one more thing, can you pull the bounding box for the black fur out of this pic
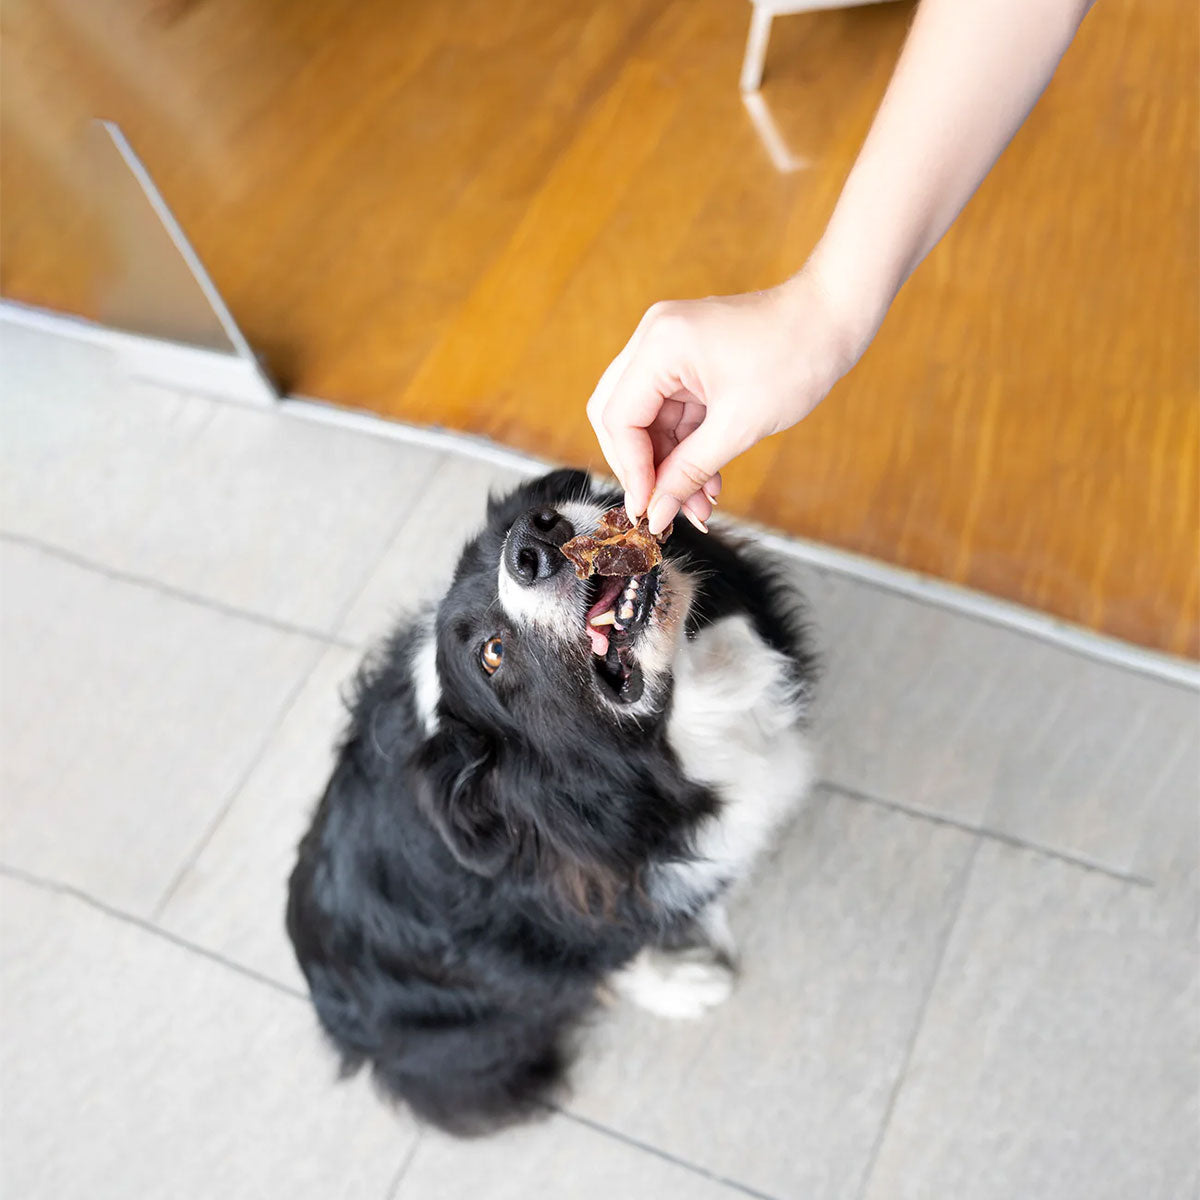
[286,469,815,1135]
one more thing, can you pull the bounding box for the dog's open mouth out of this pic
[583,568,662,703]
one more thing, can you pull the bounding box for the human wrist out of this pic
[803,228,901,362]
[773,248,885,393]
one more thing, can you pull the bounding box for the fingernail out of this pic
[703,477,722,502]
[682,508,708,534]
[647,493,679,536]
[625,498,642,524]
[706,494,719,508]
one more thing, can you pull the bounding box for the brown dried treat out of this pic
[561,507,671,580]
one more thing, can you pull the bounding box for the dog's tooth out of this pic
[589,609,616,627]
[619,601,635,621]
[628,578,640,591]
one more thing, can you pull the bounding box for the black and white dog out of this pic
[287,469,817,1136]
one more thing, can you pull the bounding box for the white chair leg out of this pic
[740,4,773,93]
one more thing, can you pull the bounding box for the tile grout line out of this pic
[2,846,787,1200]
[12,862,759,1200]
[0,530,358,650]
[0,861,309,1003]
[553,1108,784,1200]
[148,645,328,921]
[323,449,450,640]
[2,843,785,1200]
[819,779,1156,888]
[384,1130,424,1200]
[851,836,983,1200]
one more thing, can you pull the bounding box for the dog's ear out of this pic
[530,468,591,500]
[414,727,515,877]
[486,468,591,523]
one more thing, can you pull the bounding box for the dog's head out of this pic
[406,468,708,896]
[441,468,694,715]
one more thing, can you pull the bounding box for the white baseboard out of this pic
[3,299,1195,690]
[284,396,1199,691]
[0,301,277,405]
[283,393,549,475]
[748,526,1199,689]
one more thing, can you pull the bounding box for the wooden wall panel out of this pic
[3,0,1196,655]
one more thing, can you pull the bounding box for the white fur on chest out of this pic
[658,614,813,911]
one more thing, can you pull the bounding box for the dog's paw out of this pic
[612,947,736,1020]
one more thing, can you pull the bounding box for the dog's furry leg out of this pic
[609,903,737,1020]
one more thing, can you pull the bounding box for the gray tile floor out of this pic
[1,319,1197,1200]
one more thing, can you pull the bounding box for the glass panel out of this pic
[85,120,237,354]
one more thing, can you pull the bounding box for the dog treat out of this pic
[561,507,671,579]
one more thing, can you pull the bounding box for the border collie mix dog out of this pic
[287,469,816,1135]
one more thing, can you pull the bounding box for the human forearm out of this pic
[587,0,1096,529]
[804,0,1096,353]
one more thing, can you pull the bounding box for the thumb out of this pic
[646,419,743,535]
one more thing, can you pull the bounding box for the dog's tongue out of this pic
[585,576,625,657]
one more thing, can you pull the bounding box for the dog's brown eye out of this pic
[480,636,504,676]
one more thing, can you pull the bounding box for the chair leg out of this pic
[739,4,773,93]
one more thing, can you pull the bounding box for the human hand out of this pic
[586,263,869,535]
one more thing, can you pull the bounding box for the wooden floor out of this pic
[3,0,1197,656]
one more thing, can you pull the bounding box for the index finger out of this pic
[586,342,635,494]
[600,352,679,521]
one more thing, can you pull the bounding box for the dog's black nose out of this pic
[504,508,575,586]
